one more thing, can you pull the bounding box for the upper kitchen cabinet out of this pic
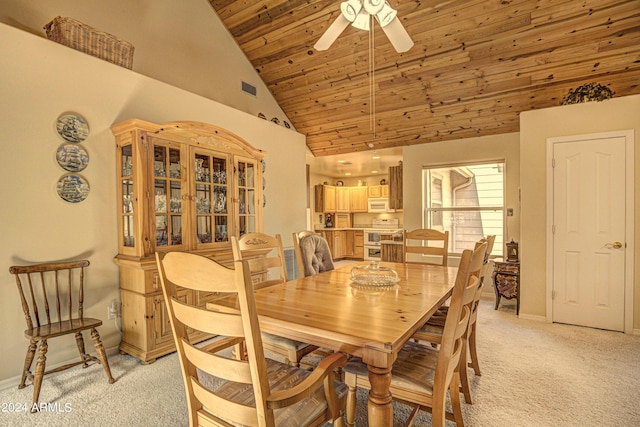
[113,119,264,258]
[314,184,336,212]
[389,163,403,210]
[367,185,389,198]
[349,186,368,212]
[335,186,350,212]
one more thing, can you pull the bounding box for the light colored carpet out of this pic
[1,300,639,426]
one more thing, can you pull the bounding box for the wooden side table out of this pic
[493,260,520,315]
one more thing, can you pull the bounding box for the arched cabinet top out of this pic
[111,119,265,159]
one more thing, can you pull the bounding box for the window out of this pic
[423,162,504,257]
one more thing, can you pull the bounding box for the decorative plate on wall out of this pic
[55,112,89,143]
[56,143,89,172]
[56,174,90,203]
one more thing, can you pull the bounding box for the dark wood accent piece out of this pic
[493,260,521,315]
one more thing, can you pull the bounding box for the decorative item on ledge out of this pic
[506,240,519,262]
[560,82,614,105]
[44,16,135,69]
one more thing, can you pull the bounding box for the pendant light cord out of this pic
[369,13,376,143]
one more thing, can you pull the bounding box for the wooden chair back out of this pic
[433,242,486,406]
[469,235,496,322]
[10,260,90,330]
[156,252,346,427]
[231,232,287,289]
[9,260,114,410]
[404,229,449,266]
[156,252,272,426]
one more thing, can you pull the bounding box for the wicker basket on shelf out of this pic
[44,16,134,69]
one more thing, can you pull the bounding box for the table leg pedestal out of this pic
[367,365,393,427]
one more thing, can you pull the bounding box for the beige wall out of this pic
[403,132,521,254]
[0,0,290,126]
[0,24,307,383]
[520,94,640,327]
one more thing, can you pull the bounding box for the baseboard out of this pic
[0,345,121,393]
[632,329,640,336]
[518,313,547,322]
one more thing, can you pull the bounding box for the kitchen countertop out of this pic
[315,227,403,232]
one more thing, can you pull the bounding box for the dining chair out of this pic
[413,235,495,404]
[155,252,347,427]
[292,231,335,278]
[9,260,115,411]
[231,232,318,366]
[404,228,449,266]
[343,243,486,427]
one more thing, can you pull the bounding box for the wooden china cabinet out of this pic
[112,119,264,363]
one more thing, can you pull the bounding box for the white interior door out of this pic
[551,135,626,331]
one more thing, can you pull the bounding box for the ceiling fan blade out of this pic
[314,14,351,51]
[380,16,414,53]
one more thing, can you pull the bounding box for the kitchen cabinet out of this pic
[344,230,355,257]
[354,231,364,258]
[324,230,343,259]
[334,213,352,228]
[314,184,336,212]
[335,186,350,212]
[367,185,389,198]
[381,242,404,262]
[349,187,368,212]
[321,229,364,261]
[112,119,264,363]
[389,163,403,210]
[342,230,364,259]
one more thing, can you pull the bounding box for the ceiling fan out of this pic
[314,0,414,53]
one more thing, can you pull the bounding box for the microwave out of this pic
[368,198,393,213]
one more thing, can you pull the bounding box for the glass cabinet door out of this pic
[120,144,135,249]
[236,158,259,236]
[152,142,184,251]
[193,149,230,248]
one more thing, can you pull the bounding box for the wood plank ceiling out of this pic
[208,0,640,156]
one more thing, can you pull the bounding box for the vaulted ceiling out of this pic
[208,0,640,157]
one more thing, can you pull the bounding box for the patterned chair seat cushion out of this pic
[203,358,348,427]
[343,341,438,395]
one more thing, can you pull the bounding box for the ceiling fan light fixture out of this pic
[341,0,362,22]
[376,4,397,27]
[363,0,385,15]
[315,0,413,53]
[352,10,371,31]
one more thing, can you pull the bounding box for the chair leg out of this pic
[467,323,481,376]
[90,328,115,384]
[31,339,48,412]
[75,331,90,368]
[345,379,357,427]
[431,379,447,427]
[449,372,465,427]
[459,339,473,404]
[19,339,37,389]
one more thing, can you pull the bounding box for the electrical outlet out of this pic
[108,300,119,319]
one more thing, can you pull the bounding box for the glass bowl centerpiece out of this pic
[350,261,400,287]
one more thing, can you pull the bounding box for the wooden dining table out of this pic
[211,261,456,427]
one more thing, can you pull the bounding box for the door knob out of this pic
[605,241,623,249]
